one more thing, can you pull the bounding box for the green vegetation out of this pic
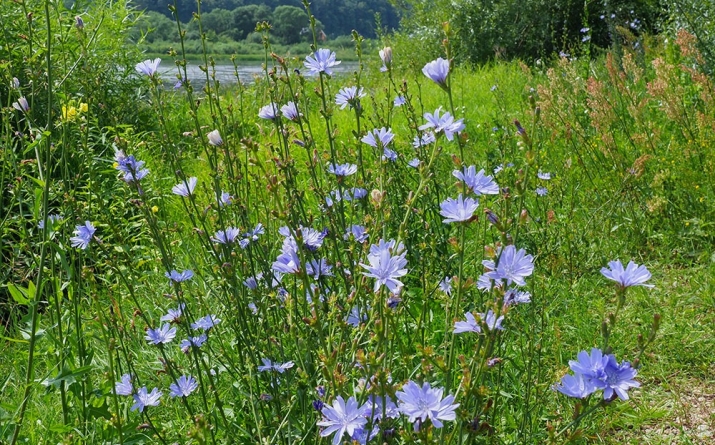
[129,0,398,57]
[2,0,715,444]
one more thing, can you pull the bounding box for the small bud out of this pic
[12,97,29,113]
[519,209,528,224]
[485,209,499,226]
[370,189,384,206]
[75,15,84,30]
[207,129,223,146]
[379,47,392,68]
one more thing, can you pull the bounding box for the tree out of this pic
[230,4,273,40]
[271,5,309,44]
[130,11,177,43]
[202,8,234,35]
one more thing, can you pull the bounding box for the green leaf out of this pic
[88,401,112,420]
[40,365,94,388]
[6,283,30,305]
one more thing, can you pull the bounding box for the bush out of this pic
[666,0,715,74]
[395,0,666,64]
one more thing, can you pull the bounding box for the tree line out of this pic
[132,0,399,42]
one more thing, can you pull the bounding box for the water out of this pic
[159,61,359,86]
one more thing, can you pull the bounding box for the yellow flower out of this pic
[152,206,159,213]
[79,102,88,113]
[62,105,78,121]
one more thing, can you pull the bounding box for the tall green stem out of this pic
[10,2,54,443]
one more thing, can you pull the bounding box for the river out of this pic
[158,60,360,86]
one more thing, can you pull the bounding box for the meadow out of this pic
[1,1,715,444]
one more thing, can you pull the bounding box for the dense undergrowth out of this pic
[1,0,714,444]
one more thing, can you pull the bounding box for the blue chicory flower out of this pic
[172,177,197,197]
[12,97,29,113]
[360,239,408,294]
[180,334,207,353]
[317,396,367,445]
[115,374,133,396]
[327,163,358,177]
[422,58,450,88]
[245,223,265,242]
[70,221,96,250]
[165,270,194,283]
[145,323,177,345]
[258,102,280,120]
[440,194,479,223]
[420,107,465,141]
[335,86,365,110]
[453,312,481,334]
[383,148,398,162]
[131,387,162,412]
[280,101,301,121]
[258,358,295,373]
[486,245,534,287]
[169,375,198,398]
[396,381,459,429]
[160,303,186,323]
[439,277,452,295]
[218,191,232,207]
[272,237,301,274]
[135,58,161,77]
[304,48,341,75]
[556,348,640,401]
[211,227,241,244]
[479,309,505,331]
[452,166,499,195]
[306,258,333,280]
[413,132,436,148]
[503,288,532,306]
[597,356,640,400]
[600,260,653,289]
[554,372,596,399]
[346,306,368,327]
[191,315,221,331]
[362,127,395,148]
[345,225,368,243]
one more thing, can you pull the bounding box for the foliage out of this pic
[272,5,310,44]
[394,0,666,64]
[0,0,149,327]
[666,0,715,74]
[132,0,399,39]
